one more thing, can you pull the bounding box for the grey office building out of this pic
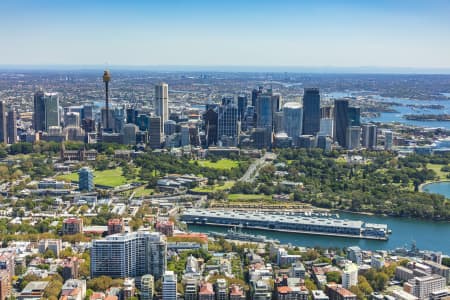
[333,99,349,147]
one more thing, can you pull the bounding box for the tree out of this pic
[87,276,113,291]
[349,286,365,300]
[326,271,342,284]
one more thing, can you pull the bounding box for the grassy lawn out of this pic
[227,193,272,201]
[192,159,239,170]
[426,163,450,181]
[57,167,132,187]
[133,185,154,197]
[191,181,235,193]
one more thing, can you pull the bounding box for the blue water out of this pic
[188,212,450,254]
[327,92,450,130]
[422,182,450,199]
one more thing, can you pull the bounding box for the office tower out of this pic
[283,102,303,139]
[384,131,393,150]
[0,101,7,144]
[321,106,333,119]
[320,118,334,138]
[218,102,239,146]
[65,112,80,128]
[122,123,137,145]
[203,108,218,147]
[342,264,358,289]
[180,124,190,146]
[256,94,273,129]
[346,126,361,150]
[215,278,228,300]
[243,106,256,131]
[237,95,247,121]
[162,271,177,300]
[83,104,94,120]
[273,111,284,133]
[164,120,177,136]
[222,96,234,106]
[299,135,316,149]
[33,90,46,131]
[6,109,17,144]
[140,274,154,300]
[78,167,94,192]
[348,107,361,126]
[302,88,321,135]
[91,231,167,279]
[251,86,263,107]
[44,93,60,130]
[317,134,332,151]
[272,93,282,112]
[126,107,139,124]
[334,99,349,147]
[362,124,377,149]
[149,116,163,149]
[103,70,111,131]
[155,83,169,129]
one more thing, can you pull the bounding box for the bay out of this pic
[187,212,450,254]
[422,181,450,199]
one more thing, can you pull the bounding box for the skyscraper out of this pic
[122,123,138,145]
[7,109,17,144]
[0,101,7,144]
[90,231,167,280]
[203,108,218,147]
[346,126,361,150]
[103,70,111,131]
[342,263,358,289]
[33,90,46,131]
[218,102,239,146]
[251,86,263,107]
[362,124,377,149]
[256,94,273,129]
[384,130,393,150]
[334,99,349,147]
[155,83,169,130]
[237,95,247,121]
[302,88,321,135]
[149,116,163,149]
[162,271,177,300]
[283,102,303,139]
[44,93,60,130]
[348,107,361,126]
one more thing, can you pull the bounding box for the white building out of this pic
[342,263,358,289]
[404,275,446,300]
[90,231,166,279]
[162,270,177,300]
[140,274,154,300]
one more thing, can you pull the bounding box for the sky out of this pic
[1,0,450,70]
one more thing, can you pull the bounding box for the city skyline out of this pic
[1,0,450,71]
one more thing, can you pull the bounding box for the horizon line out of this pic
[1,64,450,75]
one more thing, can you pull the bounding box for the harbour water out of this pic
[188,212,450,254]
[327,92,450,130]
[422,181,450,199]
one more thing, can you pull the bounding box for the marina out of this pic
[181,209,390,240]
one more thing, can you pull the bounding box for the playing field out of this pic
[193,159,239,170]
[57,167,131,187]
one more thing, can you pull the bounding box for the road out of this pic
[239,152,276,183]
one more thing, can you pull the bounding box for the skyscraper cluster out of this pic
[24,71,379,151]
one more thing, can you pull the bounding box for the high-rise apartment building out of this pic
[162,270,177,300]
[155,83,169,130]
[342,263,358,289]
[90,231,167,280]
[346,126,361,150]
[403,275,446,300]
[384,130,393,150]
[140,274,154,300]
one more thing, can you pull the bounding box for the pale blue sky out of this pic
[1,0,450,69]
